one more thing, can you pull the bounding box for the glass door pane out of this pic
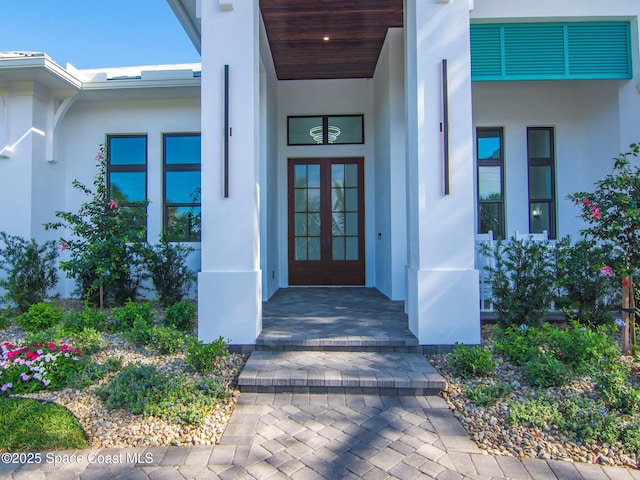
[331,162,359,261]
[293,164,321,260]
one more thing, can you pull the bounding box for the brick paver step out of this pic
[238,351,445,395]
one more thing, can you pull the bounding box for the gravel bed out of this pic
[428,324,639,469]
[2,325,247,448]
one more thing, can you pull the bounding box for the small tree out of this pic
[45,145,147,307]
[568,143,640,353]
[0,232,59,312]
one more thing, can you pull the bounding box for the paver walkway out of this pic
[3,391,639,479]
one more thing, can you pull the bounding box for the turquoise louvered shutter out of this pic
[470,25,502,77]
[470,22,632,81]
[503,24,565,78]
[567,23,631,78]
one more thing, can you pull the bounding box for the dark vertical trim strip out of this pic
[441,59,450,195]
[224,64,230,198]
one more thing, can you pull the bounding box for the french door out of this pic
[288,158,365,285]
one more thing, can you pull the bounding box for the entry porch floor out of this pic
[258,287,418,350]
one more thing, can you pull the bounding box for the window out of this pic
[164,133,201,241]
[107,135,147,237]
[288,115,364,145]
[476,128,505,239]
[527,127,556,239]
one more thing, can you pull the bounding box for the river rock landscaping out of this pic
[0,301,246,450]
[429,323,640,469]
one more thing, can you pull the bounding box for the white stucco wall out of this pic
[1,83,38,240]
[472,0,640,21]
[59,97,202,298]
[373,28,407,301]
[276,78,375,287]
[472,80,624,240]
[259,17,280,301]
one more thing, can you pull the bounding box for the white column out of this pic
[198,0,262,345]
[404,0,480,345]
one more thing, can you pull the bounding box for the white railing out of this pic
[475,231,495,312]
[475,231,548,312]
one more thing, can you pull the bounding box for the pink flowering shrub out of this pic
[0,341,83,395]
[44,144,148,305]
[568,143,640,351]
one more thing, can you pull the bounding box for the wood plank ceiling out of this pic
[260,0,404,81]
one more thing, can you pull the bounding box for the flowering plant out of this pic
[568,143,640,352]
[44,144,148,306]
[0,341,82,395]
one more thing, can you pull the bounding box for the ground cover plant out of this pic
[433,322,640,467]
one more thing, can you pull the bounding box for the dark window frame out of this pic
[287,114,365,146]
[163,132,201,242]
[527,126,557,239]
[106,134,148,241]
[476,127,505,239]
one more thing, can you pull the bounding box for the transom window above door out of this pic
[288,115,364,146]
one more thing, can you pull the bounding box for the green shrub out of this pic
[496,322,619,388]
[96,364,225,424]
[24,324,65,345]
[163,300,196,332]
[508,395,561,429]
[554,238,617,326]
[110,299,155,333]
[123,317,154,346]
[66,327,104,355]
[16,302,64,333]
[0,310,10,330]
[0,232,59,312]
[522,352,570,388]
[482,238,555,327]
[148,326,187,354]
[142,233,196,308]
[464,383,510,407]
[448,344,494,379]
[543,322,618,375]
[595,363,640,414]
[24,323,103,355]
[494,324,539,366]
[185,337,229,373]
[63,305,108,333]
